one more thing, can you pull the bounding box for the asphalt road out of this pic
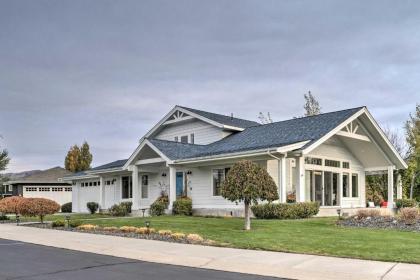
[0,238,285,280]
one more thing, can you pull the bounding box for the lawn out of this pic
[70,216,420,264]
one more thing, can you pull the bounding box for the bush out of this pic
[251,202,320,219]
[18,198,60,223]
[69,220,82,228]
[355,209,381,219]
[0,196,26,214]
[150,200,167,216]
[109,203,128,217]
[61,202,72,213]
[78,224,98,231]
[396,199,418,209]
[120,201,132,213]
[0,214,9,221]
[398,207,419,225]
[172,197,192,216]
[51,220,65,227]
[86,202,99,214]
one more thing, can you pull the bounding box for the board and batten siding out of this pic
[154,119,225,144]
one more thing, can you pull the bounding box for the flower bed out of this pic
[24,223,215,246]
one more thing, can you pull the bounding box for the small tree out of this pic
[0,196,26,215]
[221,160,278,230]
[303,91,321,116]
[79,141,93,171]
[18,198,60,223]
[64,141,93,172]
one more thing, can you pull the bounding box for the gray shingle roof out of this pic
[179,106,260,129]
[7,167,73,184]
[90,159,128,171]
[150,107,364,160]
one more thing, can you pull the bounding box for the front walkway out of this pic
[0,224,418,280]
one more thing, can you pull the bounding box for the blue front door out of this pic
[176,172,184,197]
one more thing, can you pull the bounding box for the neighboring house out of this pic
[3,167,73,206]
[63,105,406,216]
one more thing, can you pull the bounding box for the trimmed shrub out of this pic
[51,220,65,227]
[103,226,119,232]
[109,203,128,217]
[186,233,204,243]
[396,199,418,209]
[355,209,381,219]
[86,202,99,214]
[69,220,82,228]
[251,202,320,219]
[61,202,72,213]
[119,226,137,233]
[171,232,186,239]
[398,207,419,225]
[120,201,132,213]
[18,198,60,223]
[77,224,98,231]
[172,197,192,216]
[150,200,167,216]
[158,229,172,236]
[0,214,9,221]
[0,196,26,214]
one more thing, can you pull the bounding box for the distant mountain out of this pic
[1,170,42,181]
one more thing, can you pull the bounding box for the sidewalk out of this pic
[0,224,419,280]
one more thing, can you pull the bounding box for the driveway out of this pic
[0,238,282,280]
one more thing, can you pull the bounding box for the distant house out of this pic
[3,167,73,206]
[63,105,406,216]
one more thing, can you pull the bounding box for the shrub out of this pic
[355,209,381,219]
[150,200,167,216]
[51,220,65,227]
[171,232,186,240]
[0,196,26,214]
[120,201,132,213]
[77,224,98,231]
[109,204,128,217]
[396,199,418,209]
[102,226,119,232]
[172,197,192,216]
[86,202,99,214]
[135,227,156,234]
[186,233,204,243]
[251,202,320,219]
[158,229,172,236]
[398,207,419,225]
[0,214,9,221]
[61,202,72,213]
[69,220,82,228]
[119,226,138,233]
[18,198,60,223]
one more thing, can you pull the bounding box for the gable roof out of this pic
[90,159,128,171]
[5,167,73,184]
[177,106,260,129]
[149,107,364,160]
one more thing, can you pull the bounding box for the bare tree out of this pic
[383,125,407,158]
[304,91,321,116]
[258,112,273,124]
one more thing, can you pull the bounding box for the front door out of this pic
[176,172,184,197]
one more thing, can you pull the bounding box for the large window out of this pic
[352,173,359,197]
[141,175,148,199]
[180,135,188,144]
[325,159,340,168]
[122,176,133,199]
[212,168,230,196]
[343,173,349,198]
[305,157,322,165]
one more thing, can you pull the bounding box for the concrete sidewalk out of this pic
[0,224,419,280]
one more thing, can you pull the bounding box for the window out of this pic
[8,185,12,192]
[122,176,132,199]
[190,133,194,144]
[352,174,358,197]
[25,187,37,192]
[39,187,51,192]
[52,187,63,192]
[106,180,111,185]
[305,157,322,165]
[89,182,93,187]
[174,136,178,142]
[212,168,230,196]
[343,173,349,197]
[65,187,72,192]
[325,160,340,168]
[93,182,97,186]
[141,175,148,199]
[343,162,350,169]
[180,135,188,144]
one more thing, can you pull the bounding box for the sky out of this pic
[0,0,419,172]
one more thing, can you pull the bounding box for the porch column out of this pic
[396,172,402,199]
[295,156,306,202]
[99,176,105,210]
[132,165,140,210]
[169,166,176,210]
[279,157,287,203]
[387,166,394,208]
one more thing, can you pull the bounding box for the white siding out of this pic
[154,119,224,144]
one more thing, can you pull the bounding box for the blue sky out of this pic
[1,0,419,172]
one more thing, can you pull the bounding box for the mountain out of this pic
[1,170,42,181]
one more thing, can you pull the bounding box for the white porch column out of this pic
[279,157,287,203]
[296,156,306,202]
[132,165,140,210]
[169,166,176,210]
[396,172,402,199]
[387,166,394,209]
[99,176,105,210]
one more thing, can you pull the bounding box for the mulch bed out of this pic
[23,223,216,246]
[338,216,420,232]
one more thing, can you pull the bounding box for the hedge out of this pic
[251,202,320,219]
[172,197,192,216]
[395,199,418,209]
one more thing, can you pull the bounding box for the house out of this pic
[63,105,407,216]
[3,167,73,206]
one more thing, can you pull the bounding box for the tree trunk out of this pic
[244,202,251,230]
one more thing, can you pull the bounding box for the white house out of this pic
[63,105,407,216]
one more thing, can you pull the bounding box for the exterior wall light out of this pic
[187,171,192,175]
[161,173,167,177]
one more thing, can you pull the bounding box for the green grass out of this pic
[19,214,420,263]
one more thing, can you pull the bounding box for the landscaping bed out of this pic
[338,216,420,232]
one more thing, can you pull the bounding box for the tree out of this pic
[303,91,321,116]
[404,104,420,199]
[383,125,407,158]
[221,160,278,230]
[17,198,60,223]
[0,196,26,215]
[64,141,92,172]
[258,112,273,124]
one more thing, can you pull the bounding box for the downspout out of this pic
[267,150,285,203]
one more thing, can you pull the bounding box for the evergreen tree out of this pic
[303,91,321,116]
[65,145,81,172]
